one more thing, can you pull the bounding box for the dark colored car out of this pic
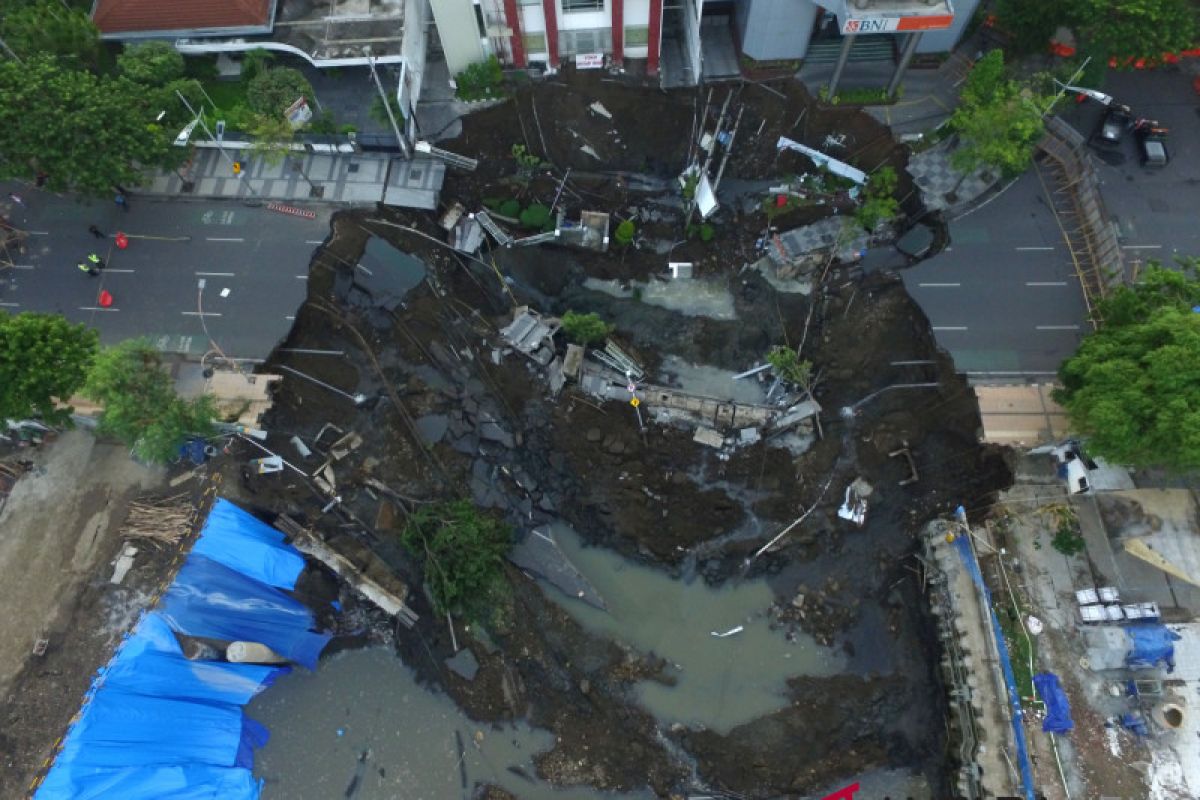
[1094,104,1132,145]
[1134,120,1170,167]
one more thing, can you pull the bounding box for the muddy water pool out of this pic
[544,523,844,733]
[251,647,654,800]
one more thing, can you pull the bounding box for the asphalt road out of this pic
[902,169,1091,382]
[1,188,331,360]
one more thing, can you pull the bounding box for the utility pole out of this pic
[175,89,260,198]
[368,57,410,159]
[0,35,22,64]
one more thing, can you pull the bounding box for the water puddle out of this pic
[251,647,653,800]
[583,277,736,320]
[656,355,768,405]
[544,523,844,733]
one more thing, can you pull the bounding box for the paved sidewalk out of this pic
[142,148,445,210]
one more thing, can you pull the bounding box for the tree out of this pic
[766,345,813,388]
[399,500,512,618]
[1074,0,1197,65]
[855,166,900,232]
[561,311,612,345]
[1055,262,1200,469]
[240,48,275,82]
[118,41,185,85]
[948,51,1046,179]
[248,113,296,165]
[0,0,99,69]
[247,67,313,117]
[0,312,98,424]
[614,219,636,246]
[83,340,217,463]
[994,0,1063,54]
[0,57,184,195]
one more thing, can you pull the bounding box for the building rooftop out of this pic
[93,0,275,38]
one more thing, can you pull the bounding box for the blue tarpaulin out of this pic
[191,498,305,590]
[1033,673,1074,733]
[1126,623,1181,671]
[36,499,329,800]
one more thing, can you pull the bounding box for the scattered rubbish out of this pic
[1120,711,1149,737]
[219,287,231,298]
[337,729,345,737]
[732,363,771,381]
[168,467,200,488]
[776,136,866,184]
[1026,615,1044,636]
[1033,673,1074,733]
[693,427,725,449]
[556,210,610,252]
[475,209,513,246]
[508,524,607,610]
[580,144,601,160]
[119,494,193,547]
[669,262,694,280]
[588,101,612,119]
[291,435,312,458]
[413,140,478,171]
[109,544,139,584]
[32,637,48,657]
[562,344,584,380]
[710,625,744,638]
[252,455,284,474]
[452,214,484,254]
[500,307,560,366]
[439,201,465,231]
[329,431,364,461]
[589,339,644,382]
[837,483,868,526]
[226,641,289,664]
[889,443,919,485]
[738,427,761,446]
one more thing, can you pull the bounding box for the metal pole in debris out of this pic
[711,104,744,197]
[276,364,368,406]
[685,89,732,228]
[368,56,411,159]
[550,167,572,214]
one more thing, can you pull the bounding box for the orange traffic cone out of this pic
[115,232,129,249]
[98,289,114,308]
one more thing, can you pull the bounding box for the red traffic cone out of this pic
[115,232,129,249]
[98,289,114,308]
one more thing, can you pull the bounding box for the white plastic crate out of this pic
[1098,586,1120,603]
[1076,588,1100,605]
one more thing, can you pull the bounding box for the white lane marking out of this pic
[305,239,324,244]
[79,306,118,311]
[295,275,308,280]
[181,311,222,317]
[27,230,49,236]
[932,326,969,331]
[355,264,373,275]
[0,301,20,307]
[206,237,245,242]
[1036,325,1081,330]
[104,268,135,273]
[284,315,295,320]
[918,282,961,287]
[967,370,1059,375]
[1016,246,1054,251]
[12,264,33,270]
[1026,281,1068,287]
[195,271,235,276]
[1123,245,1162,250]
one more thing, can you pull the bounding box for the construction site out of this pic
[0,68,1090,800]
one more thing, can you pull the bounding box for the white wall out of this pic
[738,0,817,60]
[430,0,485,74]
[401,0,429,104]
[918,0,979,53]
[683,0,702,80]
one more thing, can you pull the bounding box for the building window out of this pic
[519,0,539,5]
[523,32,547,52]
[624,26,649,46]
[562,0,604,12]
[559,27,611,54]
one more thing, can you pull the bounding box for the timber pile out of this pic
[119,493,193,547]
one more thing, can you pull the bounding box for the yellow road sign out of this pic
[630,397,640,408]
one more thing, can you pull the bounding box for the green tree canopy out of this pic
[766,345,813,388]
[83,340,217,463]
[949,51,1046,179]
[0,57,184,195]
[118,41,185,85]
[399,500,512,618]
[0,0,99,68]
[560,311,612,345]
[996,0,1197,63]
[246,67,313,117]
[1055,262,1200,469]
[855,166,900,232]
[0,312,98,424]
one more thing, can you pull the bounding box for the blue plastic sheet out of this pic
[191,498,305,589]
[160,555,331,670]
[1033,673,1074,733]
[1126,623,1181,671]
[36,498,329,800]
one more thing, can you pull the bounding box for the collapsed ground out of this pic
[0,69,1011,799]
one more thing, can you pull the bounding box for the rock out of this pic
[579,678,591,695]
[791,594,806,608]
[479,422,515,448]
[586,427,603,443]
[445,648,479,681]
[451,434,479,455]
[606,439,625,455]
[414,414,449,445]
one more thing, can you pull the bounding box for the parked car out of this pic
[1134,119,1170,167]
[1093,104,1132,145]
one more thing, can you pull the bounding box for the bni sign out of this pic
[576,53,605,69]
[842,13,954,34]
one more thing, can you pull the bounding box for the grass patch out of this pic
[820,85,901,106]
[201,79,249,111]
[995,594,1037,705]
